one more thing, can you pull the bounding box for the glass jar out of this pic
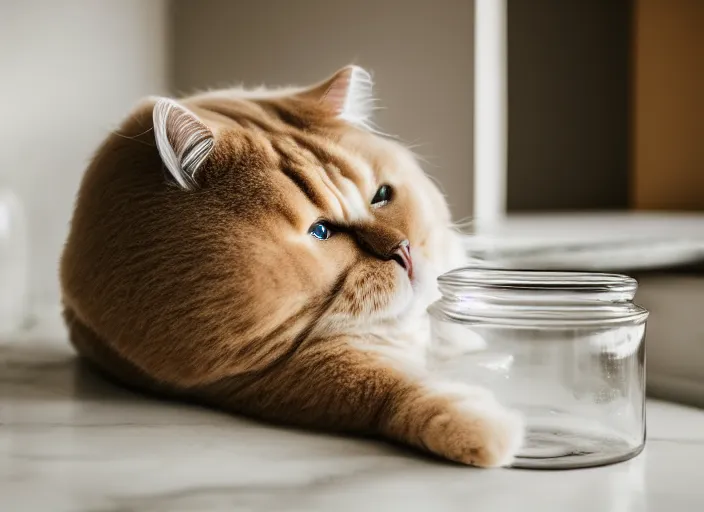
[428,268,648,469]
[0,187,28,336]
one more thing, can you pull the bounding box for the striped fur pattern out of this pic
[60,66,523,467]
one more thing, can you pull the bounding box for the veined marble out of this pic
[2,312,704,512]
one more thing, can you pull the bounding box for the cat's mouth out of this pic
[390,241,413,280]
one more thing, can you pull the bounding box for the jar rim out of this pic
[438,268,637,296]
[433,268,649,327]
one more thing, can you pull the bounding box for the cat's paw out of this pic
[421,390,525,468]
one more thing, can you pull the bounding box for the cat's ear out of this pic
[303,66,376,130]
[152,97,214,190]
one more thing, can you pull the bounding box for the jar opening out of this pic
[433,268,648,327]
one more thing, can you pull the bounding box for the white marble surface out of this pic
[2,314,704,512]
[467,212,704,271]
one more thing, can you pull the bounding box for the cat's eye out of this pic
[371,185,392,207]
[308,222,332,241]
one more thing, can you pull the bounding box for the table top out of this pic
[466,212,704,271]
[2,313,704,512]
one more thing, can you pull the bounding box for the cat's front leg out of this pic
[385,380,524,467]
[202,338,524,467]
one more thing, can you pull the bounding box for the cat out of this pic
[60,65,523,467]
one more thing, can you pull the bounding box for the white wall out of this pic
[0,1,168,309]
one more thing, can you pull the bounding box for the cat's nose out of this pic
[391,240,413,279]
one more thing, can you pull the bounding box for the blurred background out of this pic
[1,0,703,403]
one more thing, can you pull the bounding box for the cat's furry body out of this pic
[60,66,523,466]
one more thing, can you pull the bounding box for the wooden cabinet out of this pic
[632,0,704,210]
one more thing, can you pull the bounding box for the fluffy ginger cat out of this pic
[60,66,523,467]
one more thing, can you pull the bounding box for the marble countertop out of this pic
[467,212,704,271]
[2,314,704,512]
